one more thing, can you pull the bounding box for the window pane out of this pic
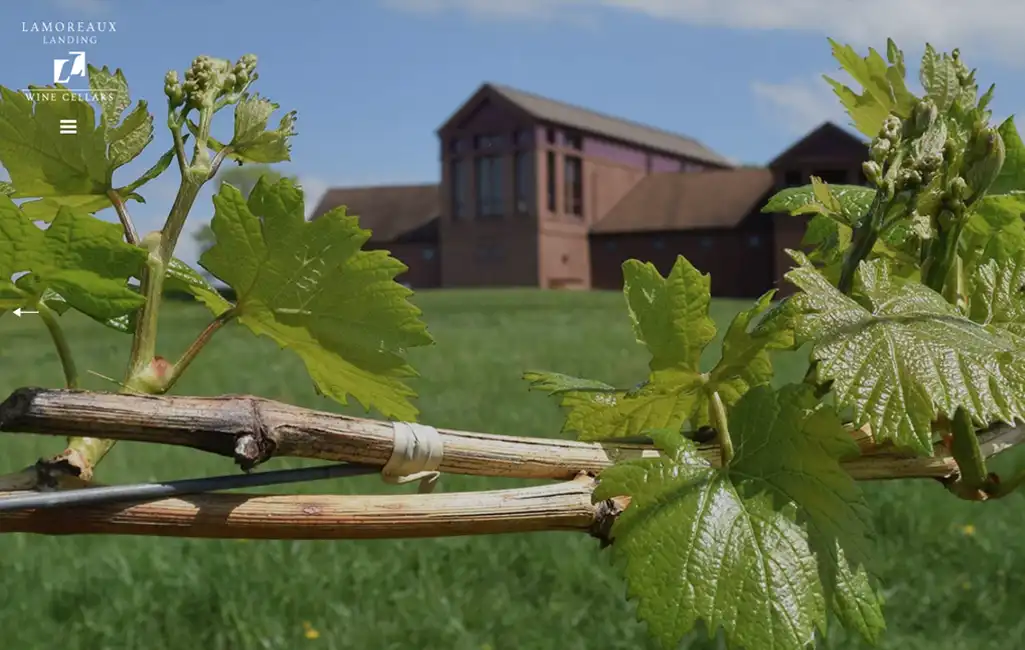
[564,155,582,216]
[449,138,466,154]
[546,151,556,211]
[476,156,503,217]
[474,134,504,151]
[514,151,533,214]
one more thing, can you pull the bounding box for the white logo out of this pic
[53,51,86,84]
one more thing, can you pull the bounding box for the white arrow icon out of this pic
[12,308,39,317]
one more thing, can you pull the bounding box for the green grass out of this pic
[3,289,1025,649]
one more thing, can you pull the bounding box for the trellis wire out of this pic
[0,462,380,512]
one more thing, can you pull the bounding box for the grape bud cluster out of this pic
[163,54,259,111]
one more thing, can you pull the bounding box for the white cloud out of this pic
[382,0,588,21]
[751,76,848,136]
[50,0,113,14]
[383,0,1025,63]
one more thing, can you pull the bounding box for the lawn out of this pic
[2,289,1025,649]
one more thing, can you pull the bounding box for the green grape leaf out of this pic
[784,250,1025,452]
[593,387,881,649]
[594,385,878,650]
[14,272,135,335]
[919,44,960,112]
[532,258,718,440]
[989,117,1025,195]
[164,258,233,316]
[14,274,72,316]
[18,195,112,223]
[691,291,792,424]
[222,94,297,164]
[823,545,887,644]
[522,371,616,395]
[0,86,108,199]
[199,176,433,420]
[594,430,826,650]
[88,65,131,130]
[967,254,1025,340]
[960,192,1025,276]
[886,38,907,80]
[626,264,789,430]
[0,66,153,217]
[522,371,636,440]
[762,180,875,228]
[825,39,915,137]
[106,102,153,170]
[122,145,179,196]
[526,258,788,440]
[731,385,871,563]
[780,192,917,277]
[731,385,883,644]
[0,195,145,322]
[89,65,153,169]
[624,257,716,370]
[802,214,850,265]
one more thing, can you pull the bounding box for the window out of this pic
[448,138,467,154]
[748,235,762,248]
[514,151,533,215]
[784,170,802,187]
[450,159,468,219]
[514,129,532,146]
[422,247,436,260]
[700,237,714,249]
[565,131,582,150]
[546,151,556,211]
[564,155,583,216]
[603,240,617,251]
[475,156,503,217]
[474,134,504,151]
[546,127,557,145]
[653,237,666,250]
[812,169,848,184]
[858,168,869,185]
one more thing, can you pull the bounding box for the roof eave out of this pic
[436,83,537,136]
[768,121,867,167]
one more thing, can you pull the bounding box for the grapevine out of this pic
[1,38,1024,650]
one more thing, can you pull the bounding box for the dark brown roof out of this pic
[769,121,867,168]
[591,168,774,234]
[310,183,439,242]
[466,84,734,168]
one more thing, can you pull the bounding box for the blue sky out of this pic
[3,0,1025,265]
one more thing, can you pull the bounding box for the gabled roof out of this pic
[769,121,867,168]
[310,183,439,243]
[590,168,774,234]
[441,83,735,168]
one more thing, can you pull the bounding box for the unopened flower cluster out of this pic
[861,49,1005,239]
[163,54,258,111]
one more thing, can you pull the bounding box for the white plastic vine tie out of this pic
[381,421,443,493]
